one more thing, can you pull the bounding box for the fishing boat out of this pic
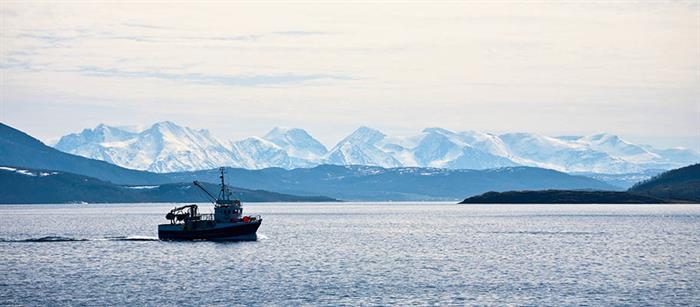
[158,167,262,241]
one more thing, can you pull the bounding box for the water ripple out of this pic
[0,235,160,242]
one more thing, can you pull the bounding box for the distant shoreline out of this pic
[5,201,700,206]
[459,190,682,204]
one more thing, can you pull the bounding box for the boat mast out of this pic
[219,167,229,201]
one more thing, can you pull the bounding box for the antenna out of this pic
[219,167,229,201]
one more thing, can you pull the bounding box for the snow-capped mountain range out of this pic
[53,121,699,174]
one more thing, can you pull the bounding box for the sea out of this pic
[1,203,698,306]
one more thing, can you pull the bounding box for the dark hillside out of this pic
[629,164,700,202]
[0,166,336,204]
[460,190,666,204]
[166,165,616,201]
[0,123,169,185]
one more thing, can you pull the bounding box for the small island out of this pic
[460,164,699,204]
[459,190,666,204]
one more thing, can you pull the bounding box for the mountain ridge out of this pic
[0,166,336,204]
[164,164,617,201]
[53,121,699,174]
[1,122,623,201]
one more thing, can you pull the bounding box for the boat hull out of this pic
[158,220,262,241]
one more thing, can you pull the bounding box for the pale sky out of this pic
[1,1,698,150]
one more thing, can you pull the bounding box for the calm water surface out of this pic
[1,203,699,305]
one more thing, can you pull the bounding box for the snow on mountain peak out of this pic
[421,127,455,136]
[152,120,178,128]
[583,133,628,147]
[456,130,512,158]
[265,126,294,136]
[230,136,316,169]
[340,126,386,145]
[264,127,324,148]
[554,135,583,142]
[52,123,700,174]
[55,124,135,152]
[147,121,186,134]
[326,127,402,167]
[264,127,327,160]
[268,127,311,140]
[577,133,660,164]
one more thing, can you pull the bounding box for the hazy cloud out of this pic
[0,2,697,150]
[72,66,352,86]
